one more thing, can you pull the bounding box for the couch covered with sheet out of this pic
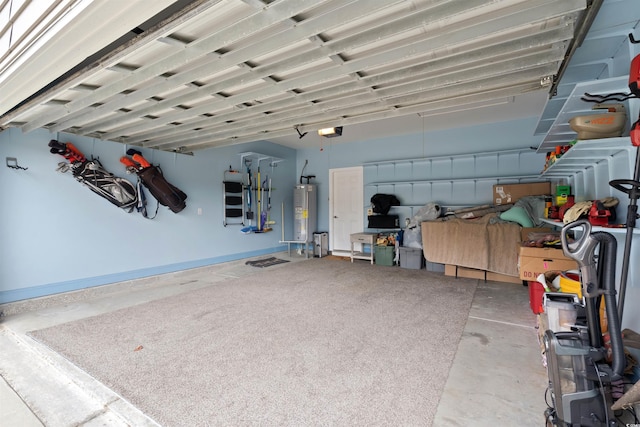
[421,213,521,277]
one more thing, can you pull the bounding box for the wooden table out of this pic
[350,232,377,264]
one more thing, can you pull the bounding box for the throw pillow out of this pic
[500,206,534,227]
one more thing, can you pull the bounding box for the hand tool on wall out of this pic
[245,159,253,225]
[257,161,261,231]
[265,176,273,229]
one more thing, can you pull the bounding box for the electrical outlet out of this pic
[197,208,202,215]
[367,208,373,216]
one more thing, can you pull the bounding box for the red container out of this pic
[528,280,545,314]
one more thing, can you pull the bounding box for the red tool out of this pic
[631,116,640,147]
[588,200,611,226]
[630,51,640,96]
[630,51,640,148]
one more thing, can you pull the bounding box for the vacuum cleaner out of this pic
[544,220,626,426]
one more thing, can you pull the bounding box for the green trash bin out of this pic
[374,245,395,266]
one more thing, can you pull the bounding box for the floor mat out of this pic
[245,257,290,267]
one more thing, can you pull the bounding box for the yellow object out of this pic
[559,271,582,299]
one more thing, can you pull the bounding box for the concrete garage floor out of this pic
[0,253,548,426]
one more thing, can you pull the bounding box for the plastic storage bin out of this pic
[426,261,445,273]
[399,247,423,269]
[544,293,579,332]
[374,245,395,266]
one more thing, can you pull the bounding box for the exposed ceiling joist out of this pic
[0,0,591,152]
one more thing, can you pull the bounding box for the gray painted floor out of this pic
[0,253,548,426]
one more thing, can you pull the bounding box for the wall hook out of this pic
[6,157,28,170]
[629,32,639,44]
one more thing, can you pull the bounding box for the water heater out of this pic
[293,184,317,243]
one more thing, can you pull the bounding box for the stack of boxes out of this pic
[545,184,573,220]
[517,182,579,315]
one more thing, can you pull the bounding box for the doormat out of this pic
[245,257,290,268]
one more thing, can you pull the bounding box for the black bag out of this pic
[137,165,187,213]
[49,139,138,212]
[368,215,399,229]
[72,159,138,210]
[371,193,400,215]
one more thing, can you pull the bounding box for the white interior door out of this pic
[329,166,363,254]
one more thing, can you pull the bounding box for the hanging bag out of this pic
[136,164,187,213]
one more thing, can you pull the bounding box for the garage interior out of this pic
[1,0,640,425]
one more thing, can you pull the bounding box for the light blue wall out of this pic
[0,128,296,303]
[295,116,545,232]
[1,117,546,304]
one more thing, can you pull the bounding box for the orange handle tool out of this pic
[119,156,138,169]
[132,153,151,169]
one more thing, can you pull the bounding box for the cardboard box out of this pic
[518,245,578,281]
[444,264,522,284]
[493,182,551,205]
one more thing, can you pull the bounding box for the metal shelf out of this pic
[539,137,635,178]
[238,151,283,168]
[367,174,540,186]
[538,75,632,153]
[538,218,639,235]
[362,148,530,166]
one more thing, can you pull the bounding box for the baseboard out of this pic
[0,246,288,306]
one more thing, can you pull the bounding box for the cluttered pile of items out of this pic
[537,220,640,426]
[542,184,620,227]
[366,193,444,270]
[540,37,640,426]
